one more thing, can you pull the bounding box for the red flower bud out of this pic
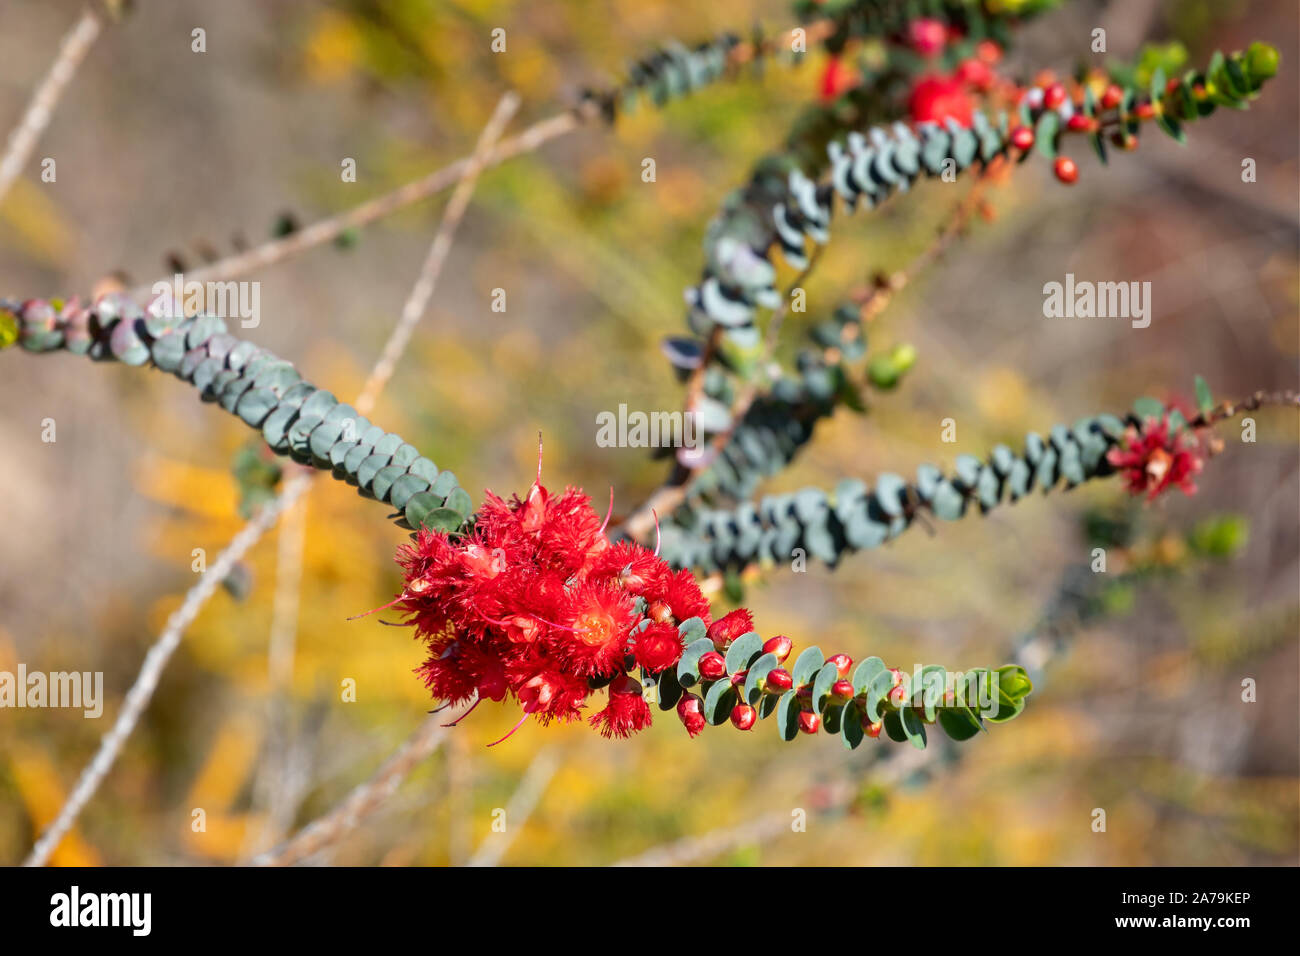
[832,679,855,700]
[707,608,754,650]
[864,718,884,738]
[1066,114,1095,132]
[1100,84,1124,110]
[648,600,673,624]
[975,39,1002,65]
[677,693,705,738]
[1053,156,1079,184]
[698,651,727,681]
[762,635,793,662]
[888,683,909,708]
[1043,82,1068,110]
[767,668,793,691]
[826,653,853,677]
[730,703,757,730]
[906,18,948,57]
[1009,125,1035,151]
[1135,102,1156,120]
[797,710,821,735]
[888,667,905,688]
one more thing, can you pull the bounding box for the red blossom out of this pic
[589,676,653,739]
[906,18,949,57]
[909,74,975,127]
[391,463,737,742]
[633,621,685,674]
[707,608,754,649]
[1106,415,1205,500]
[819,56,858,102]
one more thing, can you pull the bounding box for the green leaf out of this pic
[657,666,683,711]
[864,669,895,723]
[812,662,839,711]
[743,652,779,704]
[841,701,865,750]
[899,707,928,749]
[851,656,885,696]
[790,646,825,688]
[995,665,1034,702]
[724,632,764,674]
[1131,396,1165,422]
[883,710,907,743]
[938,707,983,741]
[775,691,801,741]
[419,507,464,534]
[703,680,737,726]
[678,617,707,645]
[443,487,473,519]
[1034,111,1060,160]
[1194,375,1214,414]
[403,491,442,530]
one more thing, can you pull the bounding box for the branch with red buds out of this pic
[668,620,1031,749]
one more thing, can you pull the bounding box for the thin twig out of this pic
[22,471,313,867]
[134,107,580,297]
[465,748,561,867]
[241,487,310,857]
[251,715,450,866]
[0,5,103,206]
[22,94,519,867]
[355,92,521,415]
[130,19,831,295]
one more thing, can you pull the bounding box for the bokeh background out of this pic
[0,0,1296,865]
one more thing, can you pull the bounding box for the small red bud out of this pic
[1053,155,1079,184]
[888,683,909,708]
[975,39,1002,65]
[730,703,757,730]
[1100,83,1123,110]
[762,635,793,663]
[1009,125,1035,151]
[677,693,705,738]
[832,679,855,700]
[767,668,793,692]
[888,667,906,688]
[1043,82,1068,110]
[648,601,673,624]
[865,719,884,738]
[826,653,853,678]
[1066,114,1094,133]
[797,710,821,735]
[698,651,727,681]
[1134,102,1156,120]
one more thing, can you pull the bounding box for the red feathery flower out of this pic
[1106,415,1205,500]
[650,568,712,626]
[589,675,653,739]
[389,447,758,742]
[909,74,975,127]
[633,621,685,674]
[707,608,755,649]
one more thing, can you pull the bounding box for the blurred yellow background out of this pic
[0,0,1296,865]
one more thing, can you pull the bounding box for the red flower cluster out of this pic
[908,39,1012,127]
[392,464,738,743]
[1106,415,1205,500]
